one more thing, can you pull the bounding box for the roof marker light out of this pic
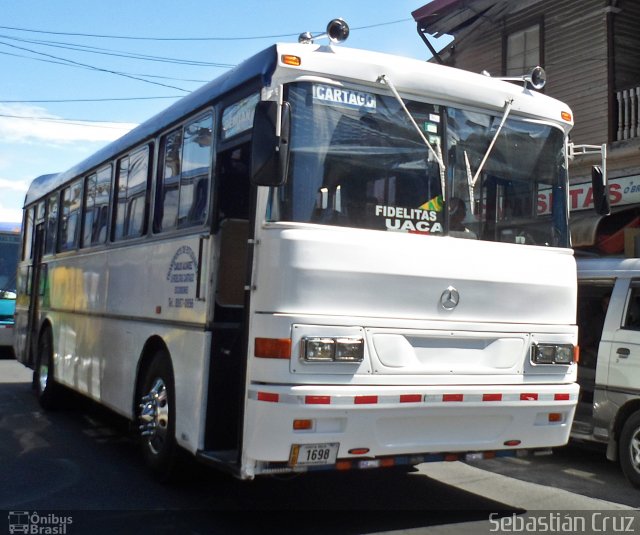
[282,55,301,67]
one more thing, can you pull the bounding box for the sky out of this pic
[0,0,451,224]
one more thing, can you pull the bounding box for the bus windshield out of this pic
[270,81,568,247]
[0,232,19,294]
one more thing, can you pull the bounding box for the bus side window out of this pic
[178,113,213,227]
[81,164,112,248]
[44,194,58,255]
[154,112,213,233]
[59,180,82,252]
[82,172,97,248]
[22,206,34,261]
[113,146,150,241]
[155,128,182,232]
[93,165,112,245]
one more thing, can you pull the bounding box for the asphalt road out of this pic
[0,357,636,534]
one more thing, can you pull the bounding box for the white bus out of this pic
[15,20,589,480]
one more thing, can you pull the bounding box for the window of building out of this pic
[505,23,541,76]
[114,146,150,241]
[59,180,83,252]
[155,111,213,232]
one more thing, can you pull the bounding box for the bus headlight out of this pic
[531,343,575,365]
[334,338,364,362]
[302,337,364,363]
[303,338,335,362]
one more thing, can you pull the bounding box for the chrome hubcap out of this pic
[38,363,49,393]
[139,378,169,455]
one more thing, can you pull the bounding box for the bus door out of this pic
[26,222,46,366]
[205,141,253,453]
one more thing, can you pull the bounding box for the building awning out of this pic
[412,0,503,36]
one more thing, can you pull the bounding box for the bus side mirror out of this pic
[591,165,611,216]
[250,101,291,187]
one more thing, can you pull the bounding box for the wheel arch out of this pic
[132,335,174,418]
[612,399,640,442]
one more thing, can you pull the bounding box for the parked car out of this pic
[574,256,640,487]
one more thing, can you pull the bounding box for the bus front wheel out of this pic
[137,351,177,479]
[619,411,640,488]
[35,327,62,410]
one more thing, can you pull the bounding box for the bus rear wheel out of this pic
[35,327,62,410]
[619,411,640,488]
[137,352,177,479]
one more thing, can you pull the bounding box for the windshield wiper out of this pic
[378,74,446,199]
[465,98,514,213]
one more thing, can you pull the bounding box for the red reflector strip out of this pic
[305,395,331,405]
[444,454,459,461]
[250,389,570,405]
[355,395,378,404]
[257,392,279,403]
[400,394,423,403]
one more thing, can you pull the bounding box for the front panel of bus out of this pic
[240,78,577,477]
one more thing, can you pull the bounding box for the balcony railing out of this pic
[617,87,640,141]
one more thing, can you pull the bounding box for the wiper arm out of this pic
[466,99,514,182]
[464,98,513,214]
[378,74,446,199]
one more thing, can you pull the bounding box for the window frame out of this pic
[81,164,113,249]
[153,109,215,234]
[58,179,83,253]
[623,280,640,331]
[502,19,544,79]
[112,144,152,242]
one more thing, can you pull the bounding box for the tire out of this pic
[619,411,640,488]
[137,351,177,480]
[34,327,62,410]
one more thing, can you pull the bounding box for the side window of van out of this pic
[623,282,640,331]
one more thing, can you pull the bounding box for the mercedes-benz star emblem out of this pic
[440,286,460,310]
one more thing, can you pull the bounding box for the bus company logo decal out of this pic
[7,511,73,534]
[166,245,198,310]
[440,286,459,310]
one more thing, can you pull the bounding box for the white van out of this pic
[575,256,640,487]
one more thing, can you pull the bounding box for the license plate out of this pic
[289,443,339,467]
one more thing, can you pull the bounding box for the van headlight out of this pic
[302,336,364,363]
[531,343,575,365]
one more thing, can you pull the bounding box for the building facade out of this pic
[413,0,640,254]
